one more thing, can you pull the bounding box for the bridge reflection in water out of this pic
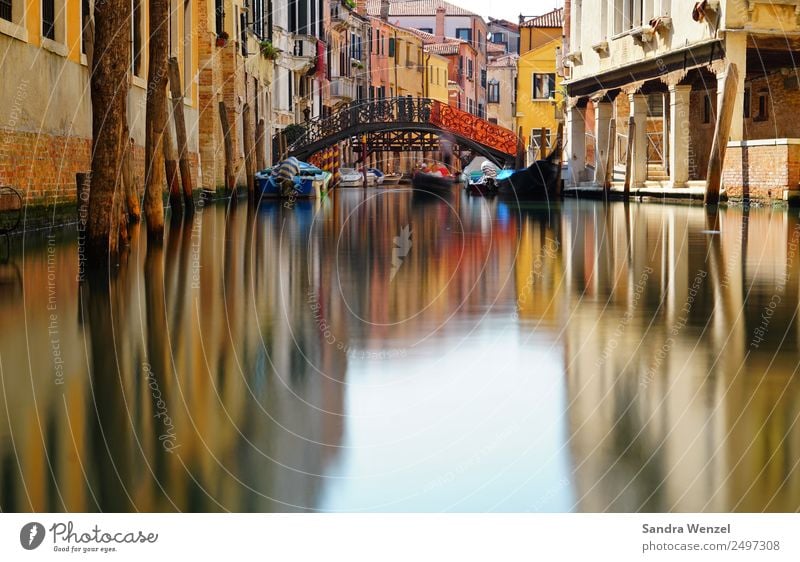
[0,193,799,512]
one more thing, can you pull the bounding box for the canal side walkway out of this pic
[564,182,715,202]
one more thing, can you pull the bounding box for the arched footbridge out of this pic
[288,97,523,166]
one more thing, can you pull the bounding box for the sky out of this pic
[452,0,563,24]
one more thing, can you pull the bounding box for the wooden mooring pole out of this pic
[540,127,548,160]
[168,57,195,214]
[705,62,739,205]
[623,116,636,199]
[554,122,564,198]
[242,102,256,204]
[219,101,236,195]
[604,118,616,193]
[163,99,182,215]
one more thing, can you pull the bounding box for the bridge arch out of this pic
[287,98,523,166]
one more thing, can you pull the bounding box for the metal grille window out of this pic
[0,0,12,22]
[42,0,55,40]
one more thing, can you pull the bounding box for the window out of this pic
[467,59,473,80]
[531,128,551,152]
[613,0,652,34]
[489,117,498,124]
[455,28,471,42]
[532,73,555,99]
[388,37,395,57]
[702,95,712,124]
[214,0,223,36]
[42,0,55,40]
[132,0,143,76]
[491,32,506,44]
[418,27,432,34]
[0,0,11,22]
[183,0,191,97]
[478,103,484,118]
[742,86,751,118]
[81,0,90,54]
[755,90,769,121]
[480,68,486,88]
[488,80,500,103]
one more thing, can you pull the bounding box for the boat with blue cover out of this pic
[255,161,332,199]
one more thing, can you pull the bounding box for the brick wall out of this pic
[0,129,198,206]
[689,89,716,181]
[723,142,800,199]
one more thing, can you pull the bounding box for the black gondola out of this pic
[496,150,560,201]
[411,172,455,195]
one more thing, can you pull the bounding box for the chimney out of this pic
[380,0,390,20]
[356,0,366,15]
[435,6,446,41]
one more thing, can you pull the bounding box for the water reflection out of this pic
[0,192,799,512]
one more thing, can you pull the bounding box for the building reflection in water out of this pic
[0,192,798,512]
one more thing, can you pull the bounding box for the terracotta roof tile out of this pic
[519,7,563,28]
[366,0,480,18]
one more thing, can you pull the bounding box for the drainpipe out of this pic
[424,52,430,98]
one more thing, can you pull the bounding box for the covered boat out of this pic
[255,160,330,199]
[368,168,385,185]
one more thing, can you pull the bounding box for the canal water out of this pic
[1,190,799,512]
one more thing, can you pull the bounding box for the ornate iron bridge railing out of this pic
[287,97,523,164]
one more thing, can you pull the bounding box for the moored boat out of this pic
[412,171,455,194]
[255,160,328,199]
[382,172,403,185]
[495,152,560,201]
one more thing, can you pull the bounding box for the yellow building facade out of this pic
[515,9,563,164]
[425,52,449,104]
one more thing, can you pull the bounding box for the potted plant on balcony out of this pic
[259,40,280,61]
[216,31,229,48]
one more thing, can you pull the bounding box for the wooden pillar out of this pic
[540,127,548,160]
[167,57,194,213]
[255,118,266,171]
[604,118,616,191]
[163,100,182,215]
[77,172,90,225]
[554,122,564,197]
[705,63,739,205]
[623,116,635,198]
[242,102,256,203]
[219,101,236,194]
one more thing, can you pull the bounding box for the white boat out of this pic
[339,167,379,187]
[382,172,403,185]
[338,167,364,187]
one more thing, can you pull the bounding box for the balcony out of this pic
[330,76,355,103]
[283,34,317,73]
[331,1,354,29]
